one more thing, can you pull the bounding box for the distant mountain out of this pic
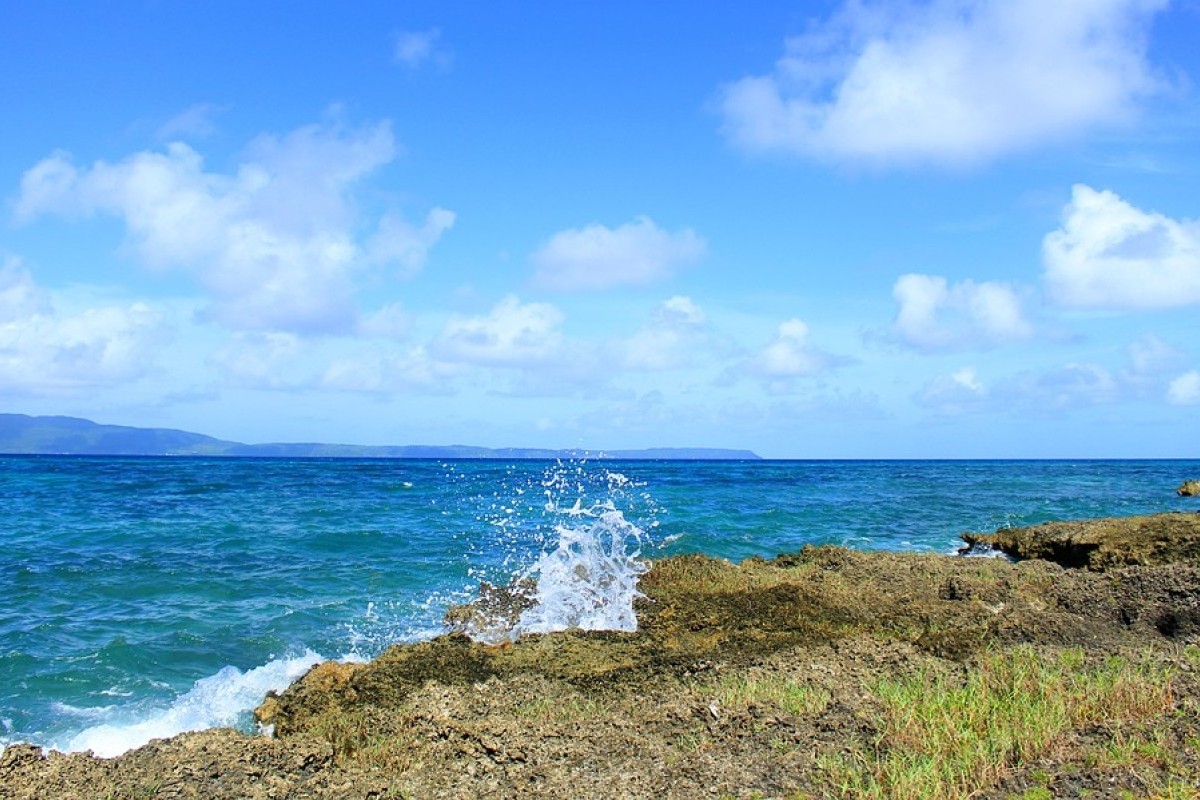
[0,414,229,456]
[0,414,761,460]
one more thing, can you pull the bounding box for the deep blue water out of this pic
[2,456,1196,755]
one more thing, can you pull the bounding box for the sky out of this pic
[2,0,1199,458]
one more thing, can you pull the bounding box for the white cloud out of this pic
[0,262,163,394]
[622,296,712,370]
[717,0,1167,166]
[0,257,51,320]
[394,29,446,68]
[15,119,454,334]
[729,318,848,391]
[357,303,414,340]
[530,216,706,291]
[916,366,988,414]
[1043,184,1200,310]
[321,346,456,394]
[209,331,306,389]
[752,319,827,377]
[433,295,565,367]
[892,273,1033,350]
[1167,370,1200,405]
[367,208,457,278]
[1126,333,1185,376]
[1120,333,1188,398]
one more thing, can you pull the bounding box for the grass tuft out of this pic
[711,673,832,717]
[514,692,612,724]
[818,646,1175,800]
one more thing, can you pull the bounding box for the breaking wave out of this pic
[51,650,324,758]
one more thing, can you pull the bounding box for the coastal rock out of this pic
[0,729,335,800]
[443,578,538,640]
[256,660,362,734]
[6,515,1200,799]
[1180,480,1200,497]
[256,540,1198,738]
[961,511,1200,570]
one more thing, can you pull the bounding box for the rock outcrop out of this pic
[960,511,1200,570]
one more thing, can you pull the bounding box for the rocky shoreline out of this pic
[3,512,1199,799]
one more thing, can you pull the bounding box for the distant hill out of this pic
[0,414,761,460]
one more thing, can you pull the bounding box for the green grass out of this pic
[711,672,832,717]
[307,707,417,768]
[816,646,1176,800]
[514,692,612,724]
[1184,645,1200,670]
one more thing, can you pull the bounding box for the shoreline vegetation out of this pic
[3,511,1199,798]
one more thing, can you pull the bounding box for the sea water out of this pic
[2,456,1197,757]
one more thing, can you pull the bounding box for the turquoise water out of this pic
[2,456,1197,755]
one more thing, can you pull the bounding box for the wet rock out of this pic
[444,578,537,640]
[1179,480,1200,497]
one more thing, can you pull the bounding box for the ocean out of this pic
[2,456,1197,758]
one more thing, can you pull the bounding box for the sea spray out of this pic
[454,462,659,643]
[512,508,649,636]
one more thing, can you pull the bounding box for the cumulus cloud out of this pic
[1043,184,1200,310]
[750,319,830,377]
[892,273,1033,350]
[622,296,713,370]
[0,261,163,394]
[15,119,454,334]
[1167,370,1200,405]
[433,295,565,367]
[717,0,1167,166]
[530,216,706,291]
[727,318,849,391]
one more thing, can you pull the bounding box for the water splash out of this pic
[455,462,659,643]
[512,508,649,637]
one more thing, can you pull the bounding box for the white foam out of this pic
[960,543,1015,560]
[512,509,649,638]
[58,650,323,758]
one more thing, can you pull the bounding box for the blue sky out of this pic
[2,1,1199,458]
